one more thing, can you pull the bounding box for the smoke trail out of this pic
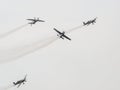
[0,24,28,38]
[0,84,14,90]
[0,24,84,64]
[0,35,58,64]
[66,25,83,34]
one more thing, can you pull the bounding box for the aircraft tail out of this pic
[30,23,33,26]
[83,22,86,25]
[13,82,16,85]
[28,22,33,26]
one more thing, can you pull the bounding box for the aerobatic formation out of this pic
[0,17,97,89]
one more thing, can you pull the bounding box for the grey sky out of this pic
[0,0,120,90]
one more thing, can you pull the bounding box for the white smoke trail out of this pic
[66,25,83,34]
[0,24,28,38]
[0,24,84,64]
[0,35,58,64]
[0,84,14,90]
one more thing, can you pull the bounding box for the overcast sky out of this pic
[0,0,120,90]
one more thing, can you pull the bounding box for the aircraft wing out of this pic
[63,35,71,40]
[24,75,27,81]
[54,28,62,34]
[38,20,45,22]
[17,83,21,88]
[27,19,34,21]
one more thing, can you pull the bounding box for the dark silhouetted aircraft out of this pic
[54,28,71,41]
[83,17,97,26]
[13,75,27,88]
[27,17,45,26]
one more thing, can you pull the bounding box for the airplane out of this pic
[13,75,27,88]
[83,17,97,26]
[54,28,71,41]
[27,17,45,26]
